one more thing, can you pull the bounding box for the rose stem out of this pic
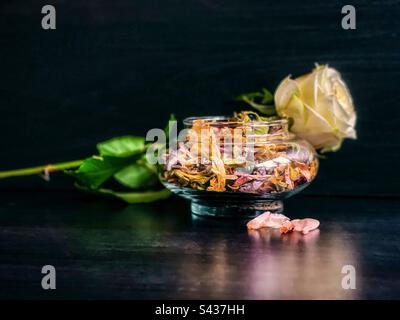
[0,160,84,179]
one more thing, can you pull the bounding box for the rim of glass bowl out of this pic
[182,116,292,140]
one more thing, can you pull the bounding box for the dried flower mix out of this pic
[161,111,318,195]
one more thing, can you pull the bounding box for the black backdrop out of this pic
[0,0,399,196]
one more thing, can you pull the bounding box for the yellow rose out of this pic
[274,65,357,152]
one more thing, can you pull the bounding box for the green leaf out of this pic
[75,183,171,204]
[247,103,276,116]
[112,188,171,203]
[114,162,158,189]
[66,156,131,189]
[97,136,145,158]
[235,88,276,116]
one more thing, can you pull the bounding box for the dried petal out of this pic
[246,211,271,230]
[265,213,291,228]
[233,175,253,187]
[246,212,290,230]
[291,218,320,234]
[280,220,294,234]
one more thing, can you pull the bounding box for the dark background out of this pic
[0,0,399,196]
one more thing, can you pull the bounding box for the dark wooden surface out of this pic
[0,191,399,299]
[0,0,400,196]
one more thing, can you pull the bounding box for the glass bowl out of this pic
[159,116,318,218]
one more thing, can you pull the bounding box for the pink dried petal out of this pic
[246,212,290,230]
[251,180,264,191]
[291,218,320,234]
[246,211,271,230]
[280,220,294,234]
[233,175,253,187]
[302,219,320,234]
[290,219,303,232]
[265,213,291,228]
[284,167,294,190]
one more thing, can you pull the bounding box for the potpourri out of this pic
[161,111,318,195]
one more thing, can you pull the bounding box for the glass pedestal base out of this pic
[191,199,283,219]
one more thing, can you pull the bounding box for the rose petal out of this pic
[266,213,291,228]
[246,212,290,230]
[246,211,271,230]
[291,218,320,234]
[280,220,294,234]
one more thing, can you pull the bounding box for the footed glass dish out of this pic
[160,115,318,218]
